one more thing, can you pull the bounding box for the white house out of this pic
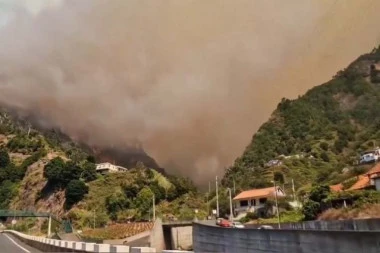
[265,159,283,167]
[96,162,128,174]
[360,147,380,164]
[233,186,285,216]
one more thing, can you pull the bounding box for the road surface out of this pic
[0,233,41,253]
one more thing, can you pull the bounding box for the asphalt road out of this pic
[0,233,41,253]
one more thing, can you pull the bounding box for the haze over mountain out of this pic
[0,0,379,185]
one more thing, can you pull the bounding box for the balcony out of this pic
[234,205,265,214]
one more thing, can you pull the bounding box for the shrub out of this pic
[302,200,320,220]
[80,161,97,182]
[320,152,330,162]
[246,212,258,220]
[239,216,250,223]
[0,180,18,209]
[319,142,329,151]
[0,149,10,168]
[65,180,89,209]
[44,158,84,187]
[44,157,67,185]
[6,136,42,153]
[105,192,130,220]
[309,185,330,203]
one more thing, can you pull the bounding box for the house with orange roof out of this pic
[233,186,285,216]
[349,163,380,191]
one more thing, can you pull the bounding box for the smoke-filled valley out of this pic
[0,0,380,185]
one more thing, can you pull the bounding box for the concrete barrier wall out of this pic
[246,218,380,231]
[193,223,380,253]
[150,218,165,251]
[170,226,192,250]
[4,230,156,253]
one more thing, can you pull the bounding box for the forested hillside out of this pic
[0,111,203,231]
[223,45,380,193]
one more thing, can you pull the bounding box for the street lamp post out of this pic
[273,181,281,229]
[152,194,156,221]
[216,176,220,218]
[227,188,233,222]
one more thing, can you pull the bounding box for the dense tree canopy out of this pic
[0,149,10,168]
[65,180,89,209]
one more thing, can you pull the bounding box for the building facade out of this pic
[96,162,128,174]
[233,186,285,216]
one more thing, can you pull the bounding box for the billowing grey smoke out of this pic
[0,0,379,185]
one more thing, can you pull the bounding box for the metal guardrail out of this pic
[0,210,61,222]
[0,209,50,217]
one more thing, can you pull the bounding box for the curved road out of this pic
[0,233,41,253]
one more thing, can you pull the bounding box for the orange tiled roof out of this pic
[233,186,277,200]
[330,183,343,192]
[349,175,370,190]
[367,163,380,175]
[349,163,380,190]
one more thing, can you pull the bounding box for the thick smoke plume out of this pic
[0,0,379,185]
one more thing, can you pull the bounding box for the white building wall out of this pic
[375,178,380,191]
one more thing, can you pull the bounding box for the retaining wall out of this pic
[150,218,165,251]
[170,226,192,250]
[193,222,380,253]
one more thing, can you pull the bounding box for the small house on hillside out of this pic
[233,186,285,216]
[96,162,128,174]
[359,147,380,164]
[349,163,380,191]
[265,159,283,168]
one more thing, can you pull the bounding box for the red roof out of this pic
[233,186,282,201]
[367,163,380,175]
[349,163,380,190]
[349,175,370,190]
[330,183,343,192]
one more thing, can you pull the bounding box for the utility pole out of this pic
[93,210,96,229]
[152,194,156,221]
[228,188,233,222]
[216,176,219,218]
[273,181,281,229]
[292,179,296,202]
[233,179,236,196]
[206,181,211,218]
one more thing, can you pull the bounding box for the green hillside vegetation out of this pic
[223,45,380,193]
[68,165,201,229]
[0,110,204,232]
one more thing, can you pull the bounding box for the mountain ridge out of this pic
[223,45,380,193]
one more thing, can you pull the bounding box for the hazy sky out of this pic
[0,0,379,185]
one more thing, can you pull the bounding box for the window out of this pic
[259,198,267,204]
[251,199,256,206]
[240,200,248,207]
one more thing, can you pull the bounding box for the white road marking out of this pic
[3,234,31,253]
